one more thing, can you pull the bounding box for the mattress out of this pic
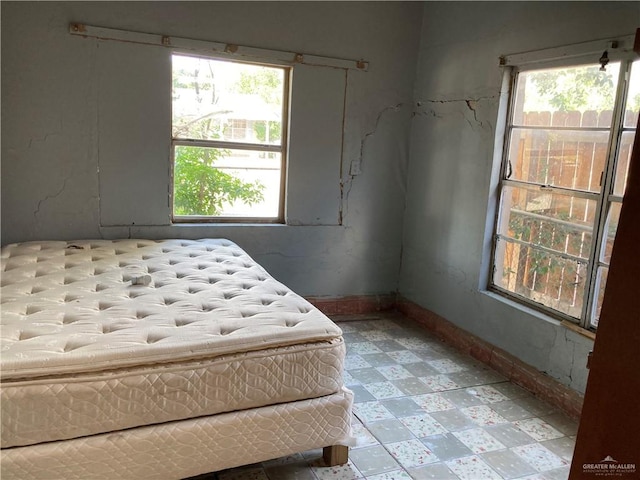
[1,239,345,449]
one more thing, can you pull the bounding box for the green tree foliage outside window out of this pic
[527,66,614,112]
[173,146,264,216]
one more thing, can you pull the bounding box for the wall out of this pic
[1,1,422,296]
[400,1,639,394]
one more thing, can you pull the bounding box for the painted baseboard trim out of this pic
[306,294,583,420]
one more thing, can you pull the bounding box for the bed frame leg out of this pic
[323,445,349,466]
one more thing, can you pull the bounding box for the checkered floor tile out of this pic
[188,313,577,480]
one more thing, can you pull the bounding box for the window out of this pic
[490,50,639,330]
[171,54,289,222]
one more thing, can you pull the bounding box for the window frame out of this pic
[170,52,291,224]
[489,40,638,331]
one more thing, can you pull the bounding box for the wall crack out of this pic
[27,120,63,149]
[341,93,497,224]
[415,94,497,129]
[465,99,479,122]
[342,102,410,223]
[34,176,71,217]
[354,103,406,176]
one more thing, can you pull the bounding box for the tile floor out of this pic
[197,312,578,480]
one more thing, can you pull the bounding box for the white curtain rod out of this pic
[69,23,369,72]
[500,34,636,68]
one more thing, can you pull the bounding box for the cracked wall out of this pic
[1,8,102,242]
[399,1,637,394]
[341,102,412,226]
[1,1,422,298]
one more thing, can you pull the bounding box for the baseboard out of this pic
[306,294,397,316]
[396,297,584,420]
[308,293,583,420]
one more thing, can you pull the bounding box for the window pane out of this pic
[172,55,284,145]
[494,184,595,319]
[498,185,595,258]
[507,128,610,191]
[600,201,622,264]
[493,237,587,319]
[173,145,281,218]
[512,63,620,127]
[613,131,636,196]
[624,60,640,128]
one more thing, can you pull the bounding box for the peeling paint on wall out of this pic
[414,94,498,131]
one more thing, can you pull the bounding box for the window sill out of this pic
[172,217,284,225]
[561,319,596,341]
[171,222,287,227]
[482,289,563,326]
[482,290,597,341]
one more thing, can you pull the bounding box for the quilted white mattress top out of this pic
[1,239,342,381]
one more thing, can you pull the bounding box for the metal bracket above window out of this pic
[69,23,369,71]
